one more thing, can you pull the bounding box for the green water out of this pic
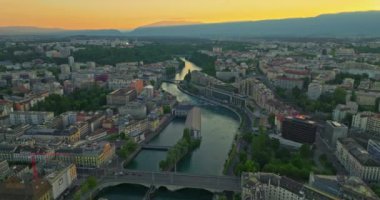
[97,59,239,200]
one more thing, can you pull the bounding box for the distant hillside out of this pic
[141,21,202,28]
[129,11,380,38]
[0,26,124,36]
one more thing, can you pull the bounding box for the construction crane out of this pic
[30,152,71,179]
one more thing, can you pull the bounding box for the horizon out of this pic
[0,10,379,31]
[1,0,379,30]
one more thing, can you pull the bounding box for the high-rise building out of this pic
[352,111,374,131]
[336,138,380,182]
[321,121,348,149]
[60,64,71,74]
[68,56,75,67]
[307,81,322,100]
[281,116,317,144]
[368,114,380,135]
[368,139,380,163]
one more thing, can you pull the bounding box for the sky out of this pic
[0,0,379,30]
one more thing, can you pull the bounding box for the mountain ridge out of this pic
[129,11,380,38]
[1,11,380,38]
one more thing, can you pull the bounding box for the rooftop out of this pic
[185,107,201,131]
[339,138,379,166]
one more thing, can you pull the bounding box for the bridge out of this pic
[141,144,172,151]
[94,170,242,195]
[162,79,182,84]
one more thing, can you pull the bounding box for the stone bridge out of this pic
[95,170,241,194]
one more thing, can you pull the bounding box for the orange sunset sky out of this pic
[1,0,379,30]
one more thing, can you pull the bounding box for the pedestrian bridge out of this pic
[96,170,242,193]
[141,144,171,151]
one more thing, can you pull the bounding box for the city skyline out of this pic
[0,0,379,29]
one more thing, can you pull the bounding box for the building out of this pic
[368,114,380,135]
[307,81,323,100]
[321,121,348,149]
[24,127,80,144]
[56,142,115,168]
[0,160,11,180]
[123,119,148,138]
[281,116,317,144]
[143,85,154,98]
[368,139,380,163]
[332,104,351,122]
[173,104,193,117]
[273,77,303,90]
[309,174,379,200]
[129,79,144,94]
[0,177,52,200]
[60,64,70,74]
[45,163,77,200]
[356,91,380,106]
[185,107,201,139]
[106,88,137,106]
[10,111,54,126]
[352,111,374,131]
[118,102,147,120]
[336,138,380,182]
[241,172,336,200]
[68,56,75,67]
[148,112,159,132]
[0,99,13,117]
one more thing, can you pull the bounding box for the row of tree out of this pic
[236,132,316,181]
[159,128,201,171]
[31,86,109,115]
[116,135,138,159]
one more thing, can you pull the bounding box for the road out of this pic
[98,170,242,192]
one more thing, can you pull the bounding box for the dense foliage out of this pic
[188,52,216,76]
[73,44,198,65]
[236,133,324,181]
[326,73,369,88]
[116,135,138,159]
[276,87,347,113]
[159,129,201,170]
[163,105,172,114]
[73,176,98,200]
[31,86,109,114]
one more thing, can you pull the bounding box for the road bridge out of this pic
[95,170,241,194]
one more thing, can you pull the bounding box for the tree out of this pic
[163,105,171,114]
[183,128,191,142]
[268,113,275,127]
[292,87,302,99]
[87,176,97,189]
[300,144,312,158]
[270,138,280,151]
[333,88,347,104]
[351,90,357,101]
[239,152,248,163]
[184,69,192,82]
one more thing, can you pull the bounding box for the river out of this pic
[97,59,240,200]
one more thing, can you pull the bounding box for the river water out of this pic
[97,59,240,200]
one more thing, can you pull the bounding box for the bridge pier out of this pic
[143,185,156,200]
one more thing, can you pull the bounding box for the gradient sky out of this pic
[1,0,379,30]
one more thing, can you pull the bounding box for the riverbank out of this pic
[122,114,175,167]
[96,59,240,199]
[177,83,249,176]
[177,84,243,125]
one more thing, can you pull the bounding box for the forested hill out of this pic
[130,11,380,38]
